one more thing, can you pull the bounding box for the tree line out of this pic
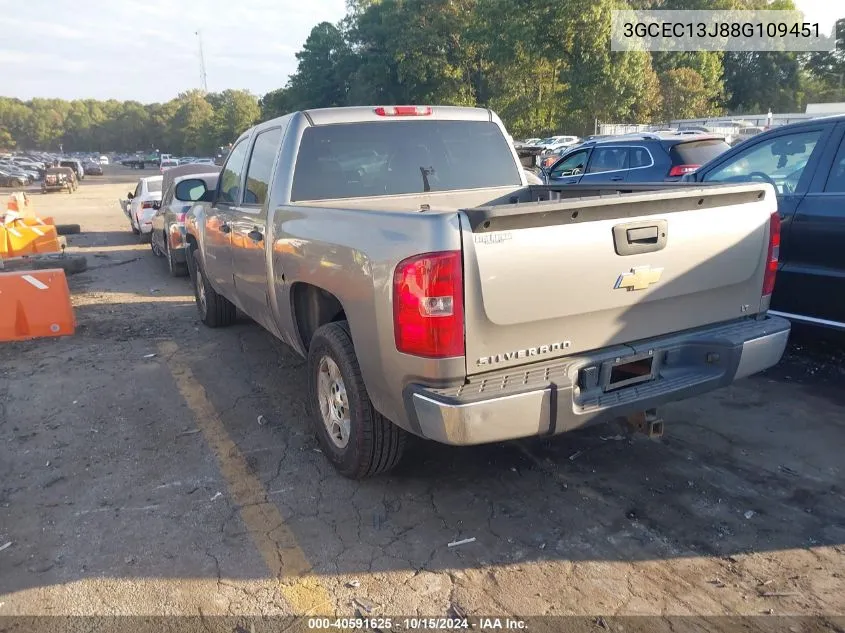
[0,89,261,155]
[1,0,843,152]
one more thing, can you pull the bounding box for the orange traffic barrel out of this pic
[0,269,75,341]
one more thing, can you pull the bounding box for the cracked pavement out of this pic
[0,171,844,623]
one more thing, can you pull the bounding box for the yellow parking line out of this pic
[159,341,334,616]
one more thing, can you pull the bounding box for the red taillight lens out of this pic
[668,164,700,177]
[762,211,781,296]
[393,251,464,358]
[374,105,432,117]
[141,201,154,209]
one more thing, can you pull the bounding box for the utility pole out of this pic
[196,30,208,93]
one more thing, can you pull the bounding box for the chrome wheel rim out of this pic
[196,268,207,315]
[317,356,350,448]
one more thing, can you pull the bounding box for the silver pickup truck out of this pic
[184,105,790,478]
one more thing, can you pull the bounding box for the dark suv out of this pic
[542,133,730,184]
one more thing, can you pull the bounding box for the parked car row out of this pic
[120,164,221,279]
[522,116,844,330]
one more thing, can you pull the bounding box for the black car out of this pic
[542,133,730,185]
[83,161,103,175]
[685,115,845,330]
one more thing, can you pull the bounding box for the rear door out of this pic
[579,146,629,183]
[231,126,284,325]
[206,138,250,294]
[775,122,845,326]
[546,147,590,184]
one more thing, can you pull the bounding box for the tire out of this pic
[191,248,236,327]
[130,213,140,235]
[307,321,406,478]
[4,254,87,275]
[151,234,162,257]
[55,224,81,236]
[166,237,188,277]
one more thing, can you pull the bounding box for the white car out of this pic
[192,158,216,166]
[160,159,179,173]
[121,176,163,243]
[99,156,109,165]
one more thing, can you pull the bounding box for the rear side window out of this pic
[587,147,629,173]
[147,179,162,193]
[629,147,653,168]
[244,127,283,206]
[669,140,731,166]
[291,121,521,201]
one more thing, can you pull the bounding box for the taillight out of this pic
[762,211,780,297]
[374,106,432,117]
[141,201,154,209]
[393,251,464,358]
[668,164,700,177]
[176,211,188,224]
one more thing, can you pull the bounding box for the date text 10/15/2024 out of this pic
[307,617,527,629]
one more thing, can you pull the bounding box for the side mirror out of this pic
[127,192,134,199]
[175,178,209,202]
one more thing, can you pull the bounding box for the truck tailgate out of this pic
[460,184,776,375]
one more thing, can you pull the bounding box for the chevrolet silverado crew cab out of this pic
[184,105,790,479]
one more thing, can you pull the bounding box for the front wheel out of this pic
[307,322,406,479]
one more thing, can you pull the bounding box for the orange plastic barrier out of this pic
[0,269,75,341]
[1,223,62,258]
[6,192,35,216]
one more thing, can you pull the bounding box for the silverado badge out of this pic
[615,266,664,291]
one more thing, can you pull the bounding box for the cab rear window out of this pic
[291,120,521,201]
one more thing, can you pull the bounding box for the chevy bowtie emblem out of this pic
[615,266,664,291]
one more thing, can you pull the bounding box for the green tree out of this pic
[210,89,260,146]
[259,88,295,120]
[0,126,15,149]
[169,91,215,155]
[659,68,712,120]
[287,22,353,109]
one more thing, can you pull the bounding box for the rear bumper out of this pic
[405,316,790,446]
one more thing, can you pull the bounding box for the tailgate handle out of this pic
[627,226,658,244]
[613,220,668,256]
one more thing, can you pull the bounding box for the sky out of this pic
[0,0,839,104]
[0,0,348,103]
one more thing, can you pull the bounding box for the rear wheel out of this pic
[307,321,406,478]
[191,248,237,327]
[166,237,188,277]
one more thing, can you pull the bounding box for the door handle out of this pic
[220,223,231,234]
[627,226,659,244]
[610,176,624,182]
[248,228,264,242]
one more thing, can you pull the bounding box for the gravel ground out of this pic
[0,169,843,630]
